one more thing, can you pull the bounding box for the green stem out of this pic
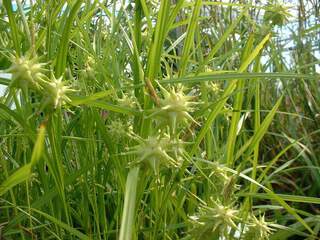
[119,167,140,240]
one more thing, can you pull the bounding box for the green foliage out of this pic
[0,0,319,239]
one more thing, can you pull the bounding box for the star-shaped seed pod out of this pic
[189,200,239,237]
[263,2,292,27]
[130,135,180,174]
[43,74,76,108]
[243,215,274,240]
[149,84,199,133]
[107,119,133,142]
[8,54,46,91]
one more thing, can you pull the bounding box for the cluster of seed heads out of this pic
[187,162,272,240]
[7,53,272,240]
[189,198,274,240]
[7,54,75,109]
[127,84,198,174]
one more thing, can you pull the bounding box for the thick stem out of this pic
[119,167,140,240]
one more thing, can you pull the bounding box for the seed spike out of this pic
[150,84,200,131]
[43,73,76,108]
[8,54,47,91]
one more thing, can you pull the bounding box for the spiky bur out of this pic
[43,74,76,109]
[8,55,46,91]
[263,2,292,27]
[107,119,133,142]
[189,199,240,239]
[242,215,274,240]
[203,81,222,96]
[149,84,199,133]
[129,135,183,175]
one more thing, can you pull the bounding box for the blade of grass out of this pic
[0,125,45,196]
[119,167,140,240]
[3,0,20,55]
[235,95,283,160]
[225,33,255,167]
[31,208,89,240]
[55,0,83,77]
[179,0,202,76]
[190,33,271,156]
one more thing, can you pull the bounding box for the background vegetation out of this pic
[0,0,320,239]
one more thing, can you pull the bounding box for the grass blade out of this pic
[119,167,140,240]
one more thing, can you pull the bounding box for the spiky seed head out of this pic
[243,215,274,240]
[190,200,239,235]
[8,55,46,91]
[151,84,199,131]
[131,135,179,174]
[108,119,132,141]
[210,83,221,94]
[44,74,75,108]
[263,2,292,27]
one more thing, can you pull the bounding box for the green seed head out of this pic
[108,119,132,141]
[8,55,46,91]
[263,2,292,27]
[243,215,274,240]
[44,74,75,108]
[131,135,179,174]
[210,83,221,94]
[190,200,239,235]
[151,84,199,131]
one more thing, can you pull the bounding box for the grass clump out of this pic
[0,0,320,240]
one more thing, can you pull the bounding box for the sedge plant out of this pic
[0,1,319,240]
